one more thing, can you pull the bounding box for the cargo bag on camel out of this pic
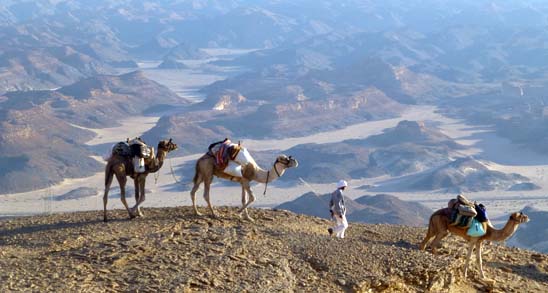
[447,194,489,237]
[109,137,154,173]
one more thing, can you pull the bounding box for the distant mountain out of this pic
[129,36,178,60]
[373,157,532,193]
[510,206,548,253]
[364,120,462,149]
[163,43,209,60]
[54,187,99,201]
[275,192,431,226]
[265,121,461,183]
[0,46,112,92]
[0,71,187,193]
[157,58,188,70]
[350,194,432,226]
[143,87,404,155]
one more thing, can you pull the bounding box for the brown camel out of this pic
[419,209,530,279]
[190,153,298,221]
[103,139,178,222]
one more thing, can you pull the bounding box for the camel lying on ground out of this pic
[190,151,298,221]
[103,139,177,222]
[420,209,530,279]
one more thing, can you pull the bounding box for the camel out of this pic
[190,152,298,221]
[103,139,178,222]
[419,209,530,279]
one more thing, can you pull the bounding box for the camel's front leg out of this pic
[129,178,140,216]
[476,242,486,279]
[238,184,249,219]
[238,180,255,221]
[464,242,475,278]
[133,176,146,217]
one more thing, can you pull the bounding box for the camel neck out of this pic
[254,162,285,183]
[488,218,521,242]
[147,149,167,173]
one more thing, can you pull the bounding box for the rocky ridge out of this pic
[0,207,546,292]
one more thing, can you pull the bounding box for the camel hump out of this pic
[111,142,131,157]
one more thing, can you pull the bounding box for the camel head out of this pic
[275,155,298,169]
[509,211,530,224]
[158,138,178,153]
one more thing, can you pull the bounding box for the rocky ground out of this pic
[0,207,546,292]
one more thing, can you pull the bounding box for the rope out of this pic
[154,170,160,185]
[263,170,270,195]
[169,157,181,184]
[298,177,330,207]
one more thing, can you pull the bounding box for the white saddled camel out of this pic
[190,147,298,221]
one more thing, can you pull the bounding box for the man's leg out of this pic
[334,214,345,237]
[339,214,348,238]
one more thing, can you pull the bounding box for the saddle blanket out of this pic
[210,141,257,170]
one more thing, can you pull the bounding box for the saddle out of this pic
[128,137,152,159]
[208,139,241,170]
[447,194,489,231]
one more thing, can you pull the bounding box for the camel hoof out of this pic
[193,207,203,216]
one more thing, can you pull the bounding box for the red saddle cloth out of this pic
[212,141,240,170]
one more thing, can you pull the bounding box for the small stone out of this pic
[337,279,346,286]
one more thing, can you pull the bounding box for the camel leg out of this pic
[476,242,486,279]
[136,178,146,217]
[190,176,203,216]
[419,222,435,251]
[203,178,217,218]
[430,231,448,255]
[130,178,140,216]
[116,171,134,219]
[238,180,255,221]
[464,242,475,278]
[238,184,247,219]
[134,177,140,203]
[419,234,434,251]
[103,167,115,222]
